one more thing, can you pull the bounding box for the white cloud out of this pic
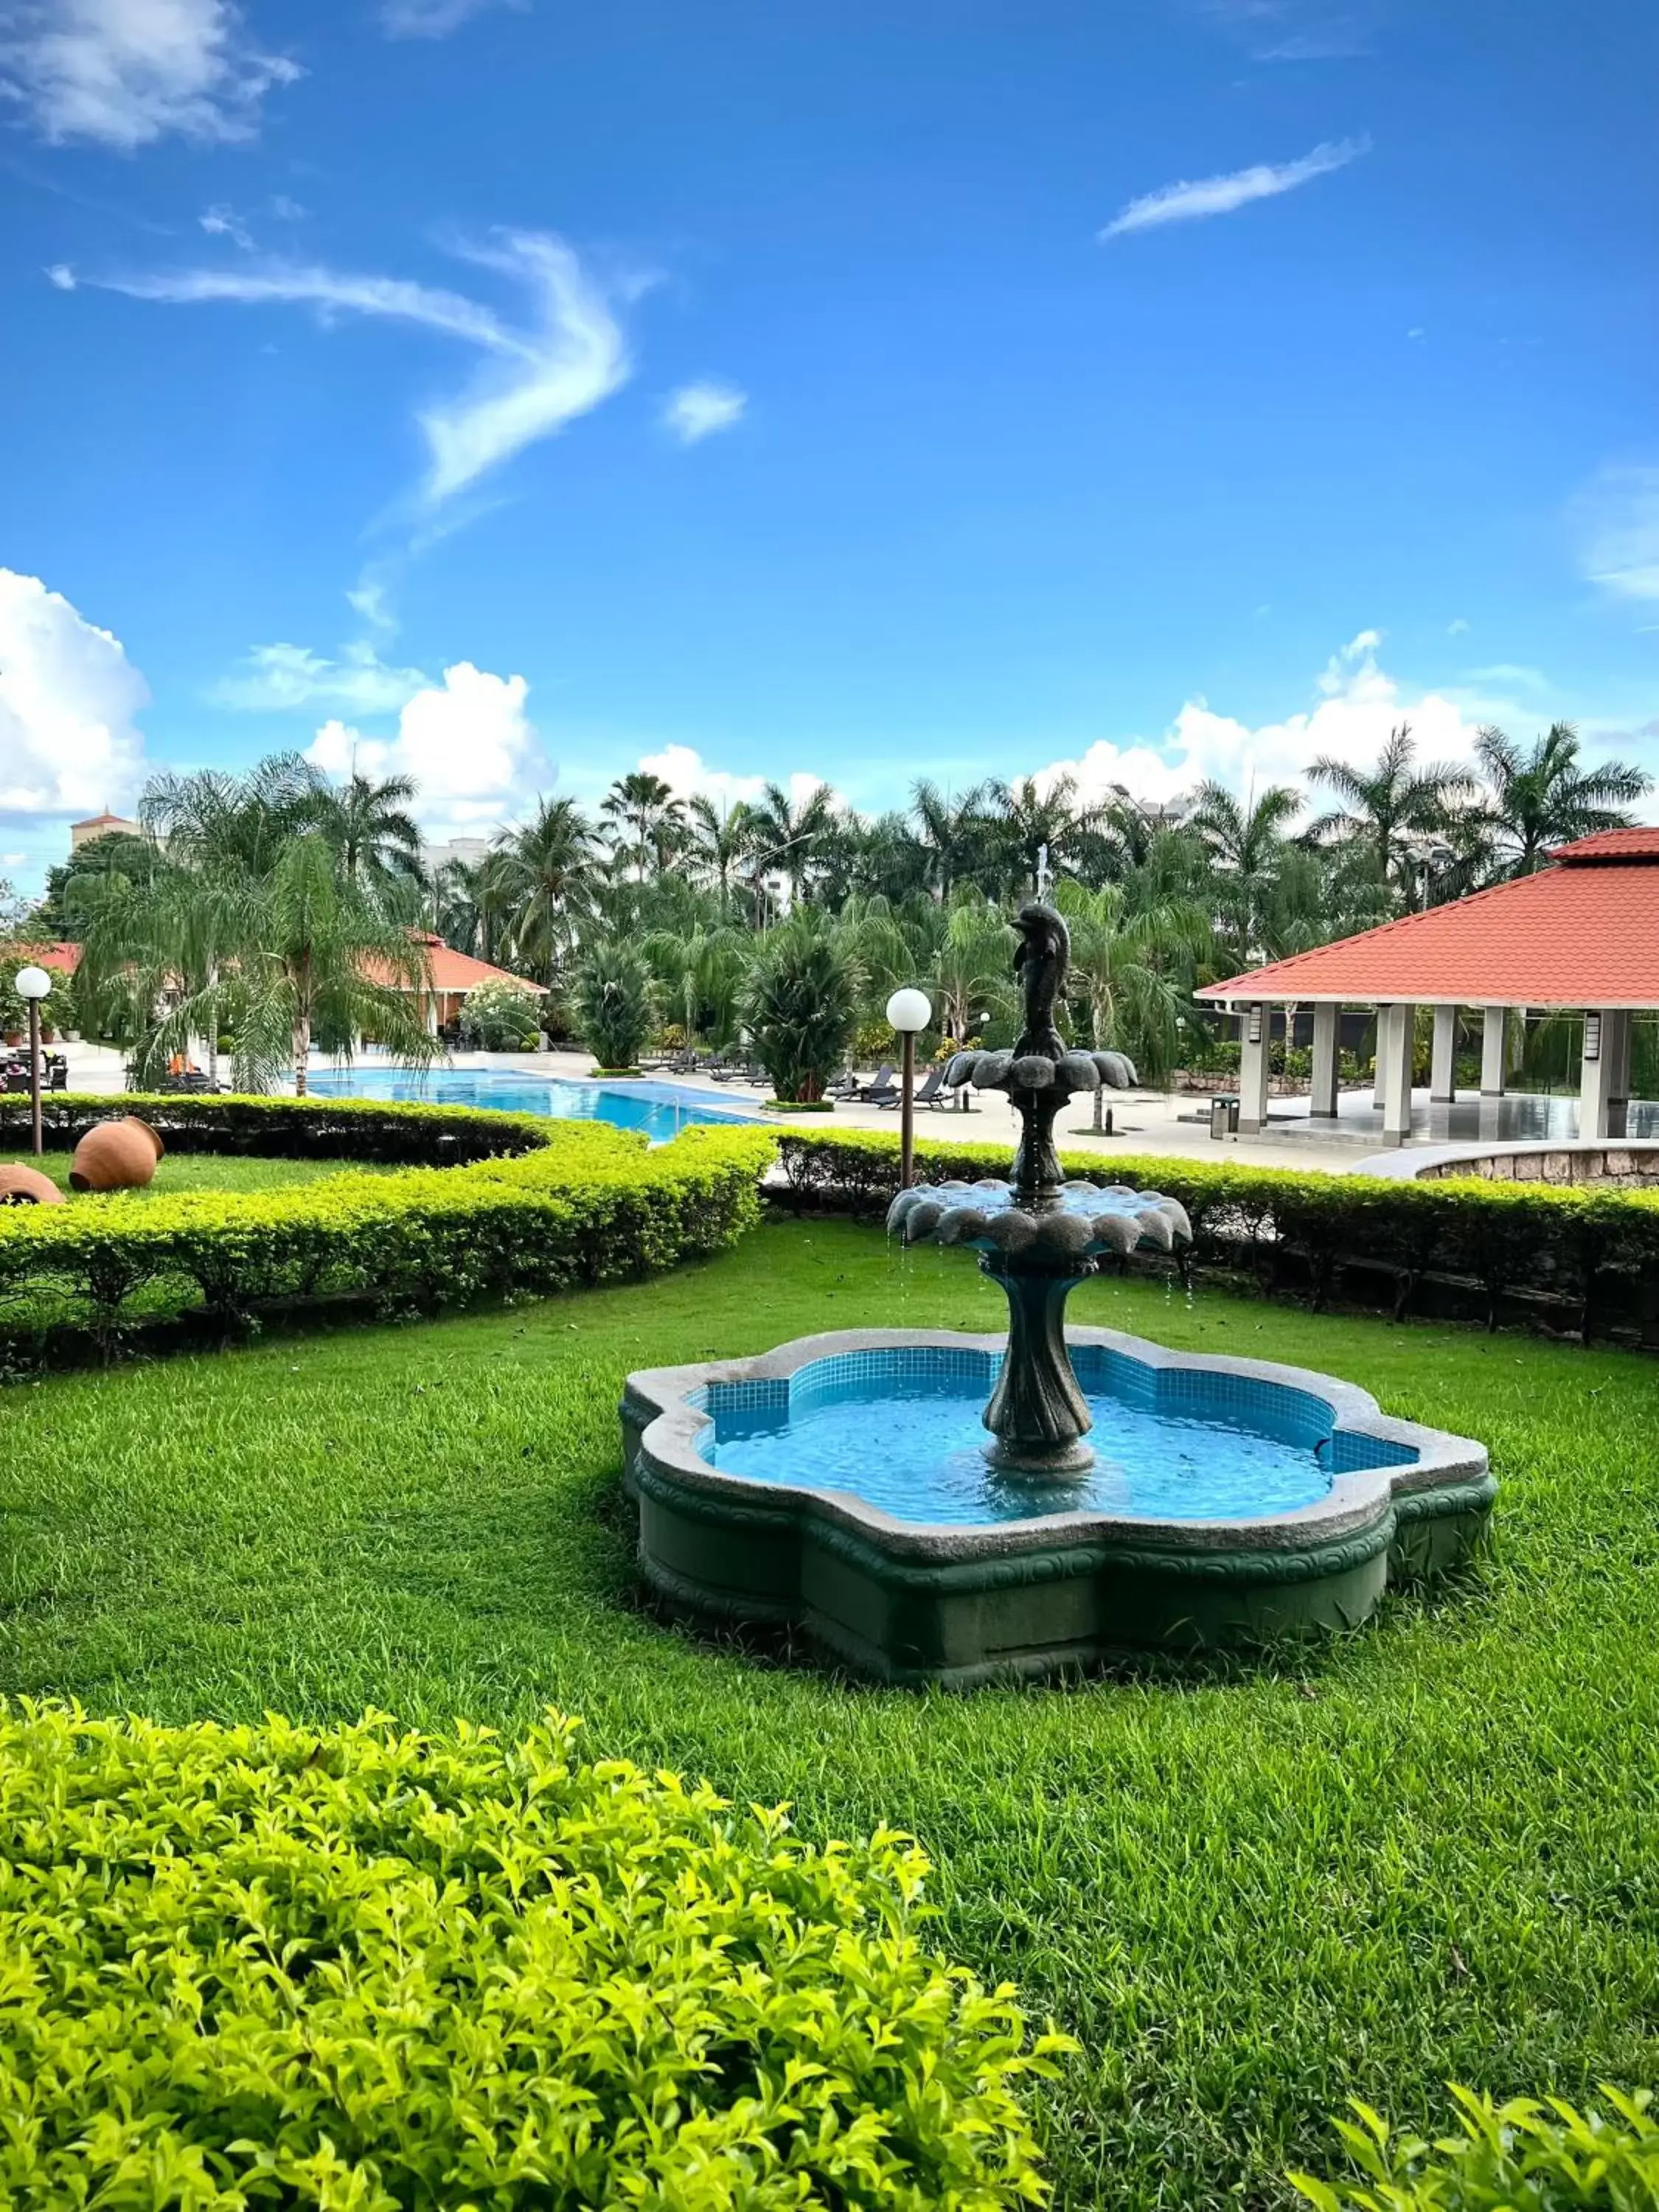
[345,577,396,636]
[637,743,834,817]
[200,201,254,251]
[268,192,305,220]
[307,663,538,836]
[215,640,427,714]
[1464,662,1547,691]
[1407,326,1425,341]
[1573,464,1659,603]
[1099,135,1369,238]
[662,380,747,445]
[88,230,630,506]
[0,569,148,818]
[45,262,75,289]
[380,0,517,35]
[1447,616,1469,635]
[1032,629,1487,815]
[0,0,299,150]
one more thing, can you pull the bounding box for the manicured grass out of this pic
[19,1150,403,1197]
[2,1217,1655,2208]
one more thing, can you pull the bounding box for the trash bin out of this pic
[1209,1095,1240,1141]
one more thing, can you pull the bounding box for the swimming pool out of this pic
[304,1064,767,1143]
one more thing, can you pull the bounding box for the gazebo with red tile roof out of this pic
[1196,827,1659,1144]
[366,933,540,1037]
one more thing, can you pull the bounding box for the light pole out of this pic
[886,987,932,1191]
[14,966,52,1158]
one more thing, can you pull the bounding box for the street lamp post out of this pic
[14,966,52,1158]
[885,987,932,1192]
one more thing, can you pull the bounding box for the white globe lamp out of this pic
[13,965,53,1158]
[885,987,933,1190]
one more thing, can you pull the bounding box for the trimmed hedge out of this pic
[1293,2086,1659,2210]
[0,1096,774,1349]
[0,1091,551,1164]
[774,1127,1659,1341]
[0,1703,1068,2208]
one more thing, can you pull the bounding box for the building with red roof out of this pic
[368,933,539,1037]
[1197,827,1659,1144]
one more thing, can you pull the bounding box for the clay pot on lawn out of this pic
[69,1115,164,1193]
[0,1163,66,1206]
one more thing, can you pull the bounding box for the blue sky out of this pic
[2,0,1656,888]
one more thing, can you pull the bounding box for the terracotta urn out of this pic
[0,1163,66,1206]
[69,1115,164,1193]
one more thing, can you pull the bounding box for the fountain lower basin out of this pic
[621,1327,1494,1686]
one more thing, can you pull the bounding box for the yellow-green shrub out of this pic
[1293,2086,1659,2209]
[773,1127,1659,1338]
[0,1703,1069,2208]
[0,1099,775,1347]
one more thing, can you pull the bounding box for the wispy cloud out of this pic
[1099,135,1369,238]
[662,380,747,445]
[0,0,300,150]
[1573,464,1659,604]
[213,640,429,715]
[200,202,255,251]
[380,0,521,35]
[77,232,630,504]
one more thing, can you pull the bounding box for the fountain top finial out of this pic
[1012,901,1069,1064]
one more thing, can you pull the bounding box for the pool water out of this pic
[708,1350,1345,1525]
[305,1065,762,1144]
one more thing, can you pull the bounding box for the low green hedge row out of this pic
[0,1703,1068,2208]
[776,1128,1659,1335]
[1295,2086,1658,2209]
[0,1091,549,1164]
[0,1100,775,1345]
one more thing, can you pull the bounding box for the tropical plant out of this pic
[1189,779,1304,967]
[457,973,542,1050]
[911,778,992,900]
[742,918,859,1101]
[312,769,425,895]
[1471,720,1652,876]
[932,894,1016,1046]
[988,772,1092,897]
[1306,723,1470,902]
[431,855,510,964]
[488,795,597,983]
[683,794,757,911]
[746,780,836,910]
[600,771,686,879]
[1053,877,1209,1108]
[572,936,654,1068]
[641,922,750,1048]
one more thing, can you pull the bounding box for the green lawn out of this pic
[22,1150,403,1196]
[1,1216,1655,2208]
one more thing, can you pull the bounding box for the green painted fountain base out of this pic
[620,1328,1494,1688]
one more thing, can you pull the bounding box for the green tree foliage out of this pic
[573,936,654,1068]
[1472,720,1652,876]
[458,973,543,1050]
[742,918,859,1100]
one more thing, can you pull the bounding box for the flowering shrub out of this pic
[459,973,543,1050]
[0,1703,1069,2208]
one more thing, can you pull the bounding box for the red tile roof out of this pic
[7,942,82,976]
[370,933,537,995]
[1199,830,1659,1009]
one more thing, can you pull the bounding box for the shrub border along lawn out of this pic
[0,1093,776,1352]
[774,1127,1659,1344]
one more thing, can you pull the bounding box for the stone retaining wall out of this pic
[1418,1144,1659,1188]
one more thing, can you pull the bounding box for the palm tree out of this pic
[987,773,1091,898]
[1053,878,1211,1116]
[142,751,325,877]
[684,796,757,913]
[432,855,511,965]
[600,772,685,880]
[1472,722,1652,877]
[1189,780,1304,968]
[910,779,991,901]
[1305,724,1470,905]
[747,781,836,911]
[641,922,750,1048]
[932,894,1017,1047]
[313,771,425,897]
[490,797,597,983]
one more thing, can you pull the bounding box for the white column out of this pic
[1480,1006,1507,1097]
[1238,1003,1271,1135]
[1430,1004,1458,1103]
[425,992,439,1038]
[1378,1001,1415,1147]
[1579,1008,1618,1139]
[1310,1003,1340,1118]
[1607,1009,1632,1107]
[1372,1006,1389,1107]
